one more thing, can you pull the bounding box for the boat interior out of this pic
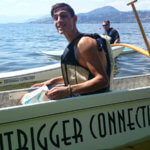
[0,73,150,109]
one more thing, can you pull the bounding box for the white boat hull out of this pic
[0,74,150,149]
[42,46,124,59]
[0,63,61,87]
[0,46,124,88]
[111,46,124,58]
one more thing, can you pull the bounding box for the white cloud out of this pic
[136,1,150,10]
[39,0,50,2]
[17,2,29,7]
[3,0,17,3]
[0,0,149,18]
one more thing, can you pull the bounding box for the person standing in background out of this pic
[102,20,120,44]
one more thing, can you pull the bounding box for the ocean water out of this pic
[0,23,150,77]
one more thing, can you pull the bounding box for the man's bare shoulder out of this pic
[77,36,97,53]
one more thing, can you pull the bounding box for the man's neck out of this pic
[64,29,80,43]
[105,27,111,33]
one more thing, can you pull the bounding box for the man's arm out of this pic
[31,76,64,87]
[46,37,109,99]
[113,30,120,43]
[114,38,120,44]
[71,36,109,94]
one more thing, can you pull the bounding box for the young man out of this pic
[102,20,120,44]
[32,3,111,100]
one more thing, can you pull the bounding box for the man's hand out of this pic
[46,86,70,100]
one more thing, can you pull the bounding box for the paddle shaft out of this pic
[127,0,150,55]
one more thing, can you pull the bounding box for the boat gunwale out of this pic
[0,63,60,78]
[0,84,150,125]
[114,73,150,80]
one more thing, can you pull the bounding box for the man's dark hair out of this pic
[103,20,110,24]
[51,3,75,17]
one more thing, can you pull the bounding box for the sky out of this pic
[0,0,150,23]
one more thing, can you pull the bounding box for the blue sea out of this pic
[0,23,150,77]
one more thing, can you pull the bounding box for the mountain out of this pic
[83,6,120,16]
[29,6,150,24]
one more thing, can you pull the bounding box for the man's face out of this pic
[102,22,110,31]
[52,8,76,34]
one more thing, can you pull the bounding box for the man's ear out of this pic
[74,15,77,23]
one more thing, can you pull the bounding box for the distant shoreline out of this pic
[1,6,150,24]
[29,6,150,24]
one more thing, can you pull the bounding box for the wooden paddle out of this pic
[127,0,150,56]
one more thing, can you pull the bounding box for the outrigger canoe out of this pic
[0,73,150,149]
[0,63,61,88]
[1,0,150,149]
[0,46,124,89]
[42,46,134,58]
